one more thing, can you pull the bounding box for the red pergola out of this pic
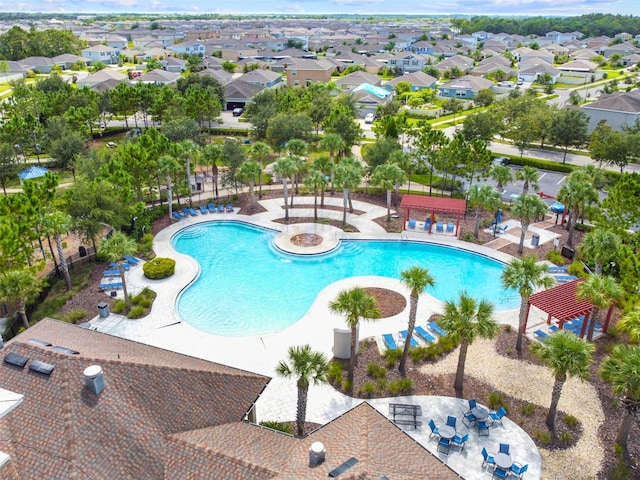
[525,278,614,338]
[400,194,467,238]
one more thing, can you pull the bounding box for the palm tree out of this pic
[250,142,271,199]
[511,194,548,254]
[617,306,640,343]
[580,228,620,275]
[334,157,363,228]
[516,166,540,196]
[398,266,435,376]
[201,144,224,199]
[235,160,262,206]
[0,268,42,330]
[490,164,513,192]
[276,344,329,437]
[303,169,327,221]
[467,184,501,239]
[98,231,138,311]
[371,162,407,223]
[273,156,298,221]
[174,140,200,198]
[577,274,621,342]
[600,345,640,448]
[438,292,499,398]
[329,287,380,391]
[41,211,73,291]
[319,133,345,195]
[502,256,555,353]
[286,139,307,195]
[530,330,594,430]
[312,155,331,208]
[557,169,598,247]
[157,154,181,217]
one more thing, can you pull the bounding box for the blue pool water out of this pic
[173,222,519,337]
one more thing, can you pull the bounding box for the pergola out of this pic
[524,278,614,338]
[399,194,467,238]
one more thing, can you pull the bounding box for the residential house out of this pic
[545,31,582,44]
[622,53,640,67]
[601,41,639,59]
[517,61,561,83]
[105,34,127,50]
[133,35,160,50]
[221,48,260,62]
[284,58,335,87]
[512,47,554,65]
[570,48,600,60]
[384,71,437,92]
[557,59,598,73]
[386,52,428,74]
[0,61,26,82]
[237,69,283,88]
[351,83,393,117]
[153,29,184,46]
[161,56,187,73]
[224,79,265,110]
[134,69,181,85]
[581,90,640,132]
[472,31,493,41]
[81,45,120,65]
[169,40,206,56]
[438,75,493,99]
[472,56,513,77]
[408,40,434,55]
[76,68,128,88]
[51,53,84,69]
[18,56,54,73]
[199,68,234,85]
[335,71,381,91]
[434,55,474,76]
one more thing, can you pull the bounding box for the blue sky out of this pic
[6,0,640,16]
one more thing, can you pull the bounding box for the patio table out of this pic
[438,425,456,440]
[495,452,513,469]
[471,406,489,420]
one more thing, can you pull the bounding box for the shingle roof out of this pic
[582,90,640,113]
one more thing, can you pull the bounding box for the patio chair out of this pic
[415,326,436,344]
[437,437,451,455]
[399,330,419,347]
[499,443,510,455]
[548,265,568,272]
[446,222,454,233]
[226,203,234,213]
[491,407,508,425]
[533,329,548,341]
[100,281,122,290]
[171,211,184,221]
[468,398,477,410]
[199,204,208,214]
[424,217,431,232]
[382,334,398,351]
[554,274,578,283]
[428,419,440,439]
[462,410,476,427]
[428,321,448,337]
[477,419,490,436]
[493,467,509,479]
[217,204,224,213]
[435,221,444,232]
[208,202,216,213]
[452,433,469,452]
[102,269,120,277]
[446,415,457,428]
[407,218,417,229]
[124,255,139,265]
[481,447,496,468]
[510,462,529,478]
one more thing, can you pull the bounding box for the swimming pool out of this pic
[173,222,519,337]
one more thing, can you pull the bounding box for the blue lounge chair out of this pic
[124,255,139,265]
[436,221,444,232]
[110,262,130,270]
[407,218,416,229]
[217,204,224,213]
[100,282,122,290]
[548,265,568,272]
[446,222,454,233]
[382,333,398,351]
[424,217,431,231]
[554,275,578,282]
[226,203,234,212]
[199,204,208,214]
[482,447,495,468]
[415,326,436,343]
[102,269,120,276]
[188,207,199,216]
[428,321,448,337]
[399,330,419,347]
[171,211,184,221]
[182,209,193,217]
[549,325,559,332]
[208,202,216,213]
[533,329,548,340]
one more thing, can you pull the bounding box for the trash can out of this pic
[531,234,540,247]
[78,245,87,257]
[97,302,109,318]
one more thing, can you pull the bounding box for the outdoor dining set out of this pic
[427,399,529,478]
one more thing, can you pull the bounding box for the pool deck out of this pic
[89,196,544,480]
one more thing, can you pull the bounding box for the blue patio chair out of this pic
[446,415,457,428]
[435,221,444,232]
[399,330,419,347]
[452,433,469,451]
[199,204,208,214]
[171,211,184,221]
[437,437,451,455]
[100,281,122,290]
[382,333,398,351]
[428,321,448,337]
[493,467,508,479]
[208,202,216,213]
[424,217,431,231]
[549,325,559,333]
[548,265,568,272]
[481,447,495,468]
[499,443,510,455]
[217,205,224,213]
[511,462,528,478]
[490,407,508,425]
[554,274,578,283]
[468,398,477,410]
[102,269,120,276]
[428,419,439,439]
[446,221,454,233]
[407,218,416,229]
[533,329,548,341]
[462,410,476,427]
[415,326,436,344]
[477,419,490,436]
[124,255,139,265]
[226,203,234,213]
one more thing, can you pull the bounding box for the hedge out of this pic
[143,257,176,279]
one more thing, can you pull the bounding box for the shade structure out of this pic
[18,166,49,180]
[399,194,467,238]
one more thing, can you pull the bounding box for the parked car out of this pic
[364,113,375,124]
[232,107,244,117]
[493,156,511,166]
[517,78,524,86]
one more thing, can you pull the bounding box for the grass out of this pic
[31,264,94,323]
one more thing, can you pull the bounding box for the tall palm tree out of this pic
[530,330,594,430]
[617,306,640,343]
[250,142,271,199]
[600,345,640,448]
[490,164,513,192]
[329,287,380,391]
[201,143,224,199]
[312,155,331,208]
[502,256,555,353]
[577,274,621,341]
[42,211,73,291]
[303,169,327,221]
[467,184,502,239]
[98,231,138,311]
[286,139,307,196]
[399,266,435,376]
[157,154,181,217]
[516,165,540,196]
[273,156,298,221]
[511,194,549,255]
[319,133,345,195]
[174,140,200,198]
[334,157,363,228]
[0,268,42,330]
[276,344,329,437]
[235,160,261,206]
[438,292,499,398]
[580,228,620,275]
[371,162,407,223]
[557,169,598,247]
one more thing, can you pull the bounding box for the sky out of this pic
[4,0,639,17]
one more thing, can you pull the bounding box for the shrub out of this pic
[127,305,146,319]
[138,233,154,254]
[521,403,536,416]
[143,257,176,279]
[409,345,431,362]
[384,348,402,367]
[560,432,573,444]
[461,232,475,242]
[61,309,88,324]
[488,391,507,410]
[504,324,512,333]
[534,430,552,445]
[388,378,413,395]
[326,361,343,384]
[567,261,585,277]
[358,382,377,398]
[366,363,387,379]
[376,379,388,392]
[545,250,565,265]
[259,420,293,434]
[342,378,352,392]
[563,414,578,427]
[111,299,126,314]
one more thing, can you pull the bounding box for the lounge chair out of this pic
[428,321,448,337]
[554,275,578,282]
[399,330,419,347]
[446,222,454,233]
[100,281,122,290]
[226,203,234,213]
[217,205,224,213]
[415,326,436,343]
[481,447,496,468]
[188,207,199,216]
[424,217,431,232]
[533,329,548,340]
[199,204,208,214]
[208,202,216,213]
[382,333,398,351]
[548,265,567,272]
[171,211,184,221]
[102,269,120,276]
[182,208,194,217]
[435,221,444,232]
[490,224,509,234]
[491,408,508,425]
[407,218,416,229]
[110,262,130,270]
[124,255,139,265]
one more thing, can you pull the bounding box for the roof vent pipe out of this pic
[83,365,106,395]
[309,441,325,467]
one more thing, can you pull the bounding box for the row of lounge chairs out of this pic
[533,315,603,340]
[100,256,141,290]
[172,203,234,221]
[382,322,448,350]
[407,219,455,233]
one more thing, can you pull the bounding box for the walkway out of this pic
[88,195,602,480]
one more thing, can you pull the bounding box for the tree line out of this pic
[0,27,87,61]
